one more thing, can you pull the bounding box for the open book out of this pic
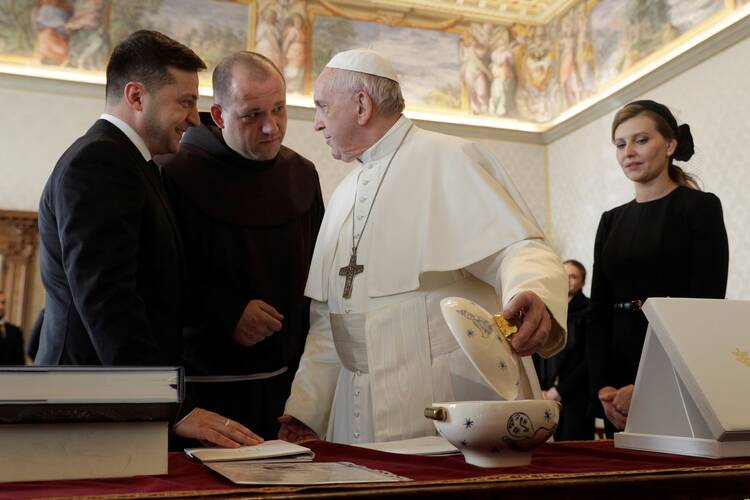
[185,440,314,463]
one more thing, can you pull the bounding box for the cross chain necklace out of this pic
[339,124,414,299]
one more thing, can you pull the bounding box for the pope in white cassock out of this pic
[278,49,568,445]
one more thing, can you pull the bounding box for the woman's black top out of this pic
[587,185,728,411]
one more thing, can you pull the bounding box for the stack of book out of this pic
[0,366,183,482]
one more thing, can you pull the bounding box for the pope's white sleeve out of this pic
[465,239,568,357]
[283,299,342,437]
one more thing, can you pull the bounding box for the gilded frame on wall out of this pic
[0,210,38,333]
[0,0,748,133]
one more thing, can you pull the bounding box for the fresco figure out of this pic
[33,0,73,65]
[255,4,283,69]
[460,23,492,115]
[516,26,560,122]
[488,26,515,116]
[575,2,596,96]
[623,0,677,71]
[558,12,583,107]
[66,0,110,70]
[282,13,307,93]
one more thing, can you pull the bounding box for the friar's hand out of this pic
[278,414,319,443]
[232,299,284,347]
[173,407,263,447]
[503,290,561,356]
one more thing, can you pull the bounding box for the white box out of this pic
[614,298,750,458]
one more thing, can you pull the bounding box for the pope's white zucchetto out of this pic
[324,49,400,83]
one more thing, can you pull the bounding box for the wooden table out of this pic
[2,440,750,499]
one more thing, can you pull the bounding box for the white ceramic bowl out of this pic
[426,400,560,467]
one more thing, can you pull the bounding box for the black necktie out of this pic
[146,160,162,183]
[145,159,168,195]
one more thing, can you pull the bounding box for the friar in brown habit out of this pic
[159,51,323,440]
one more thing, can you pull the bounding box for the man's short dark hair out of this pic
[105,30,206,103]
[212,51,284,105]
[563,259,587,283]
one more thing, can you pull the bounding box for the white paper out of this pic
[353,436,459,456]
[185,440,313,463]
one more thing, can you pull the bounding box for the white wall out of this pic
[548,35,750,298]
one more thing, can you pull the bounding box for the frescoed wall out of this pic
[0,0,746,128]
[0,0,250,83]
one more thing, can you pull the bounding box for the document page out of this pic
[206,461,411,485]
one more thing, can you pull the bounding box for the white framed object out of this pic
[615,298,750,459]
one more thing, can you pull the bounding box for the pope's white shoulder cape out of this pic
[305,124,544,301]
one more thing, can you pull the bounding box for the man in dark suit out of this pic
[0,291,25,365]
[37,30,261,448]
[534,259,594,441]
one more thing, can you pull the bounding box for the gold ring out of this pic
[224,418,230,427]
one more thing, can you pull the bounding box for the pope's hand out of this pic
[503,290,561,356]
[173,408,263,447]
[543,386,561,401]
[278,415,319,443]
[232,299,284,347]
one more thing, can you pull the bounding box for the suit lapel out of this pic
[95,120,186,277]
[143,161,186,276]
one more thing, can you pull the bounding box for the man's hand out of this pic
[173,408,263,447]
[503,290,561,356]
[232,299,284,347]
[278,415,318,443]
[599,385,629,430]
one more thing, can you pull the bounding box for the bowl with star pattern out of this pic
[425,400,560,467]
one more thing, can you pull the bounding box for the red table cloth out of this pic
[2,439,750,499]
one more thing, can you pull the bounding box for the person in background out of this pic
[36,30,260,448]
[159,51,324,440]
[588,100,728,435]
[535,259,594,441]
[0,290,25,365]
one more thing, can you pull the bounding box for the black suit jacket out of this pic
[36,119,185,366]
[534,291,590,399]
[0,322,25,365]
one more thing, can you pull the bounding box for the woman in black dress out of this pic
[587,100,728,436]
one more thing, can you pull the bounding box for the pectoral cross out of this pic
[339,251,364,299]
